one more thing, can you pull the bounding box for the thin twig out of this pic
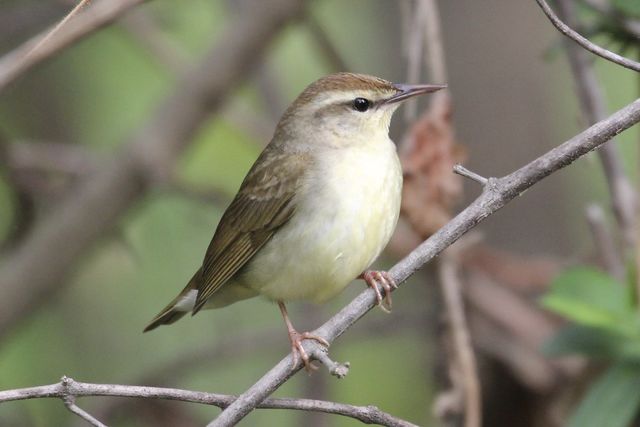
[61,377,107,427]
[0,377,417,427]
[556,0,637,251]
[5,141,96,177]
[159,179,230,207]
[535,0,640,72]
[453,164,488,186]
[0,0,146,93]
[305,12,349,72]
[209,98,640,427]
[585,204,625,279]
[438,254,481,427]
[119,7,189,74]
[312,348,350,378]
[222,101,276,144]
[422,0,447,84]
[24,0,93,63]
[403,0,426,123]
[85,313,423,425]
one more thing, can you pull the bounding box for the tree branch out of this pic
[534,0,640,72]
[438,253,481,427]
[586,204,625,279]
[61,377,108,427]
[209,97,640,425]
[118,7,189,74]
[556,0,637,251]
[0,377,417,427]
[305,11,349,72]
[0,0,304,343]
[0,0,146,93]
[23,0,94,64]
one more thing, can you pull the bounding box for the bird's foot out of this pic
[359,270,397,313]
[287,329,330,373]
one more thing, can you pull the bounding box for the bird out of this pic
[144,72,446,370]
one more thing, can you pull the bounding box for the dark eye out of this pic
[352,97,371,112]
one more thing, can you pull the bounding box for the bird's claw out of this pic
[288,330,330,373]
[360,270,397,313]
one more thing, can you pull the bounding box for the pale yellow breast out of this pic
[242,138,402,303]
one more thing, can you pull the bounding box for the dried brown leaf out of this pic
[400,94,465,237]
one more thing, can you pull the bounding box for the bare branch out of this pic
[460,245,561,293]
[5,141,96,177]
[87,313,422,423]
[305,12,349,72]
[209,97,640,426]
[162,180,230,207]
[438,254,481,427]
[24,0,94,63]
[61,377,107,427]
[453,164,488,186]
[0,0,146,93]
[422,0,448,84]
[585,204,624,279]
[312,348,350,378]
[0,0,304,343]
[535,0,640,72]
[556,0,637,251]
[402,0,426,123]
[0,377,417,427]
[119,8,190,74]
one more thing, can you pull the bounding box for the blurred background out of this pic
[0,0,638,426]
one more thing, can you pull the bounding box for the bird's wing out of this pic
[192,149,309,313]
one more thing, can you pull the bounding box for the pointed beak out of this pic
[382,83,447,105]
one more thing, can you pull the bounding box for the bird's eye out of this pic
[352,97,371,112]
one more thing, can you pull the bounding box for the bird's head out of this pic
[276,72,446,147]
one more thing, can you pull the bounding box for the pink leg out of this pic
[278,302,329,372]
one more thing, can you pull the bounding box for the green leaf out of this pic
[568,362,640,427]
[544,324,640,361]
[612,0,640,19]
[545,324,622,358]
[541,267,634,333]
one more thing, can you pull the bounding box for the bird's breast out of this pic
[242,138,402,303]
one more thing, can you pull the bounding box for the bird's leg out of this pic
[359,270,397,313]
[278,302,329,372]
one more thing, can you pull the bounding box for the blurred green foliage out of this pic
[1,0,639,426]
[0,1,435,426]
[543,266,640,427]
[612,0,640,19]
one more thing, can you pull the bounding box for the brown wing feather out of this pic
[192,149,309,313]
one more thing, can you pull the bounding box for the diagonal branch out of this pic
[0,0,304,344]
[556,0,637,250]
[0,377,417,427]
[210,98,640,426]
[23,0,94,64]
[0,0,146,93]
[535,0,640,72]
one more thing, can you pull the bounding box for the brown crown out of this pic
[293,72,395,106]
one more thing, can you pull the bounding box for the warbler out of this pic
[144,73,445,369]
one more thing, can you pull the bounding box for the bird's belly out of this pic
[241,142,402,303]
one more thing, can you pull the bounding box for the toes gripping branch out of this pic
[360,270,398,313]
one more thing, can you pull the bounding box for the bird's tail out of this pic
[143,268,201,332]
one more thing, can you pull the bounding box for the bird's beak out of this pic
[382,83,447,105]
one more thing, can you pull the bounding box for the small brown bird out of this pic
[144,73,445,370]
